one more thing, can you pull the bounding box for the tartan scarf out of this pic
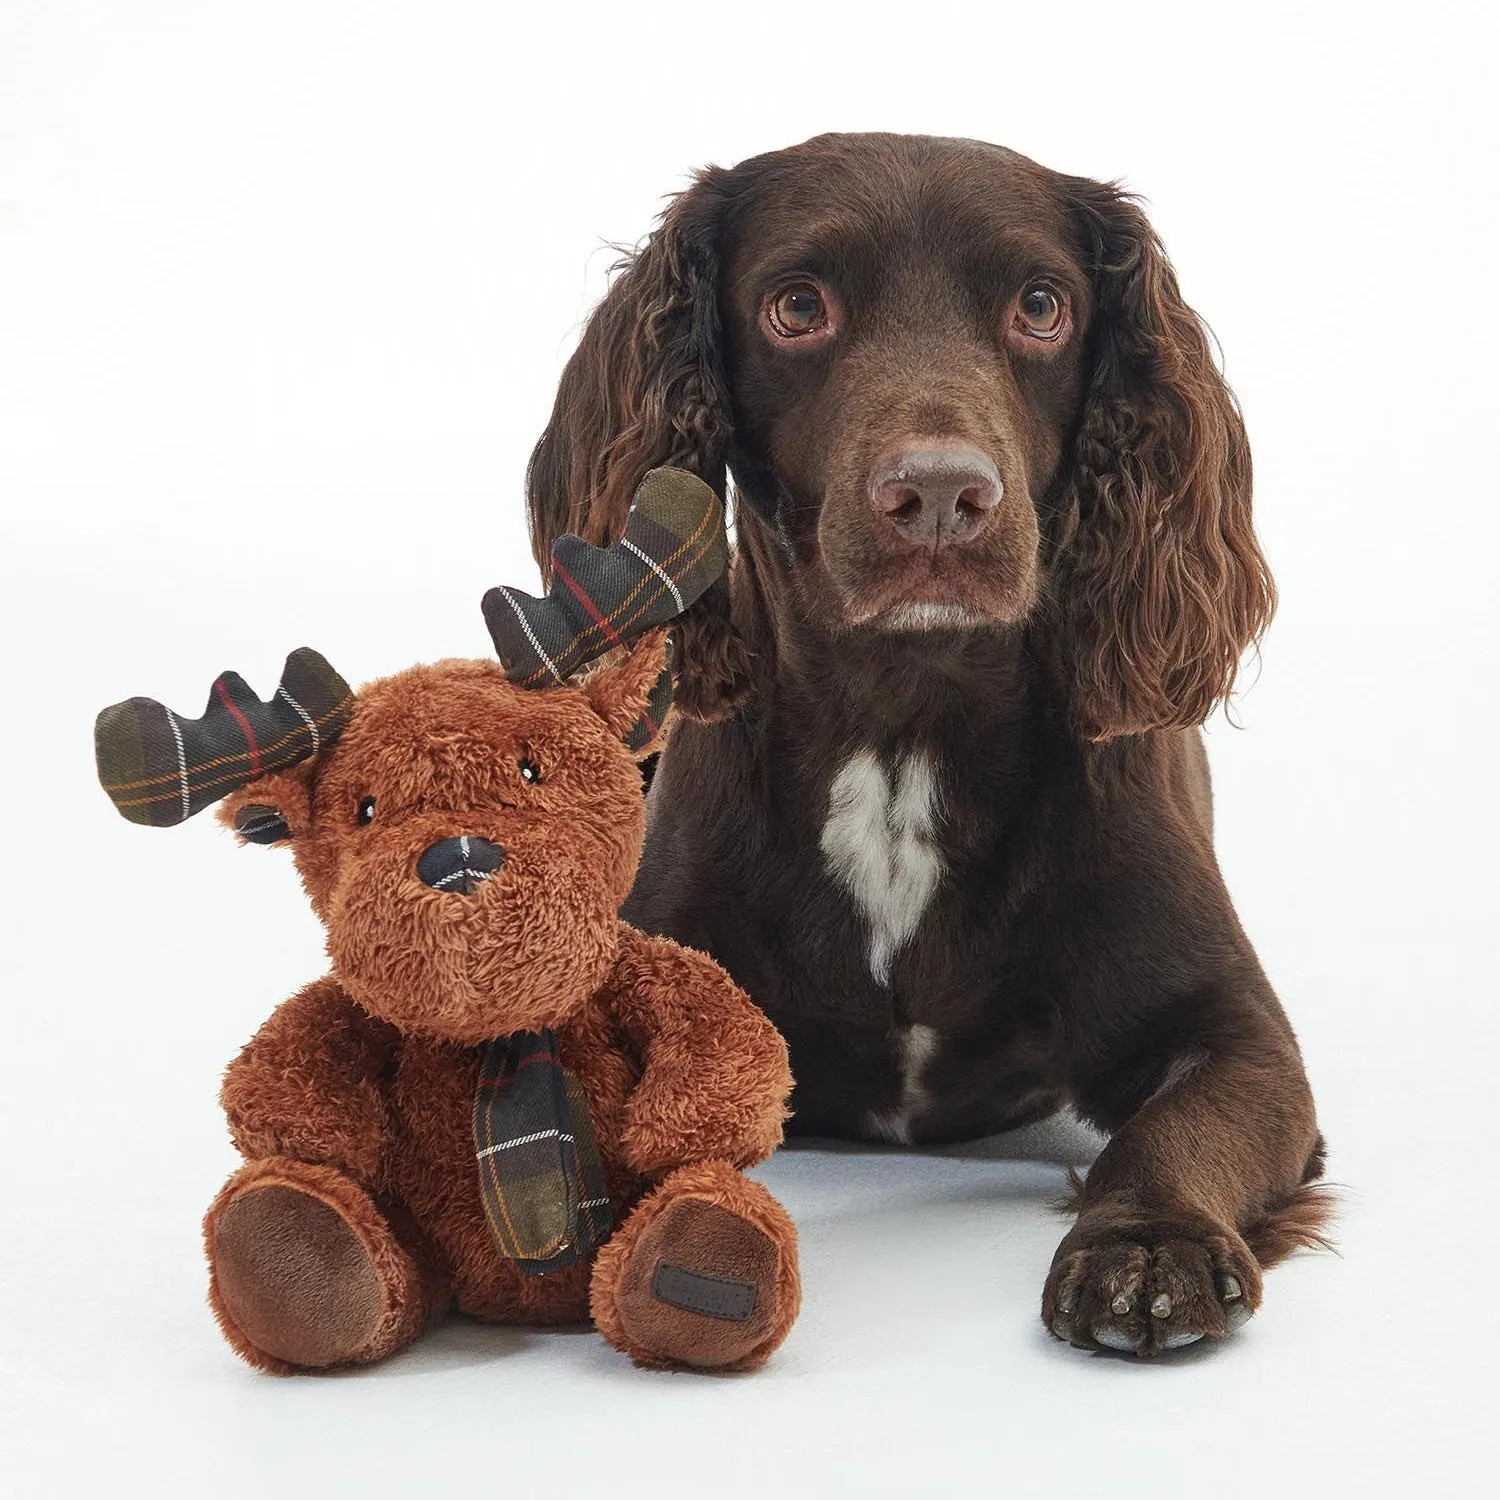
[472,1029,614,1275]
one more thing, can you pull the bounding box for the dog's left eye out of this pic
[517,758,541,784]
[766,282,831,339]
[1015,286,1066,340]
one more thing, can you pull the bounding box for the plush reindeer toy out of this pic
[96,469,800,1375]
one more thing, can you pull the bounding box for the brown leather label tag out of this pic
[651,1260,758,1323]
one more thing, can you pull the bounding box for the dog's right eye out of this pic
[1014,284,1068,341]
[357,796,376,826]
[766,282,832,340]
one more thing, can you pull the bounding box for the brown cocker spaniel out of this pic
[525,132,1331,1356]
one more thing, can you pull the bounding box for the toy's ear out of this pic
[217,761,318,846]
[580,629,673,758]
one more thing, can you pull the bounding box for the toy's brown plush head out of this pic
[96,467,728,1045]
[216,640,666,1043]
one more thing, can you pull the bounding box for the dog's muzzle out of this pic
[416,836,506,895]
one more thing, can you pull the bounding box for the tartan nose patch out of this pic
[416,836,505,895]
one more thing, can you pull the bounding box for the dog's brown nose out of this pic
[870,443,1003,548]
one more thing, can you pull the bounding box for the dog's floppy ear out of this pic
[1052,180,1275,740]
[527,170,751,724]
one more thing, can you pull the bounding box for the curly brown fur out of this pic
[528,183,753,721]
[1049,182,1275,738]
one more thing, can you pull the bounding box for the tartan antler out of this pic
[482,467,727,691]
[95,648,354,827]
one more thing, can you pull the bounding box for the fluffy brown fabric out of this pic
[196,634,797,1373]
[527,132,1329,1357]
[205,1157,437,1374]
[590,1160,801,1372]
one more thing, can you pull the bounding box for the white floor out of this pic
[1,996,1492,1499]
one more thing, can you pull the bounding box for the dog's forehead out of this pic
[721,134,1078,271]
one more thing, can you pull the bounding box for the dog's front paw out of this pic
[1043,1212,1261,1356]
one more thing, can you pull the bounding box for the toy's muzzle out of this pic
[416,836,505,896]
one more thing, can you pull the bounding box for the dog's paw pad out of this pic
[1091,1323,1138,1352]
[1162,1328,1204,1350]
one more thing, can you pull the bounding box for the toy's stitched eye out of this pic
[357,796,377,825]
[518,759,541,784]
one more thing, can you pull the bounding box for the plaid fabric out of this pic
[625,645,677,755]
[483,466,727,691]
[96,648,353,827]
[472,1029,614,1275]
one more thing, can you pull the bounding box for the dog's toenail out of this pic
[1226,1302,1253,1333]
[1111,1294,1132,1316]
[1221,1275,1243,1301]
[1092,1324,1137,1352]
[1051,1316,1073,1341]
[1151,1293,1172,1319]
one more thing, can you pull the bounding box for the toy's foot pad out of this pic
[617,1198,780,1368]
[213,1184,382,1369]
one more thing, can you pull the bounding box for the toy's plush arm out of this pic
[607,924,792,1178]
[221,976,400,1188]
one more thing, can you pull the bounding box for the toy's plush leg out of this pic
[590,1160,800,1372]
[204,1156,448,1374]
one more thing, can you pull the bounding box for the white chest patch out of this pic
[819,749,944,986]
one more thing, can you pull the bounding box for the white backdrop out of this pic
[3,2,1497,1495]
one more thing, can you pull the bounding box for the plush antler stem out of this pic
[483,467,728,691]
[96,648,353,827]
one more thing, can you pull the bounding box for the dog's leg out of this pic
[1045,1005,1330,1356]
